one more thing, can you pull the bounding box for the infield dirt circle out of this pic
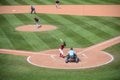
[16,25,57,32]
[0,5,120,69]
[27,48,113,69]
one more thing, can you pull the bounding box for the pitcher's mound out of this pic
[16,25,57,32]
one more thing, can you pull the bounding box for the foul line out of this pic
[27,51,114,69]
[0,49,36,56]
[77,36,120,55]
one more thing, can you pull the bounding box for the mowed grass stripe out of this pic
[98,17,120,32]
[61,15,103,43]
[38,14,80,47]
[12,14,50,51]
[96,17,120,33]
[24,14,50,25]
[79,16,120,37]
[25,14,79,48]
[20,32,50,51]
[0,28,14,49]
[80,23,113,39]
[39,15,83,47]
[49,30,79,47]
[30,0,45,5]
[72,0,98,4]
[0,15,23,49]
[37,14,63,26]
[14,14,33,25]
[103,17,120,26]
[38,15,81,45]
[82,0,119,4]
[31,15,60,49]
[75,17,113,39]
[45,30,76,48]
[60,0,73,4]
[0,0,10,5]
[61,15,104,43]
[107,0,120,4]
[3,14,49,51]
[29,0,50,5]
[23,14,58,49]
[61,28,93,47]
[12,0,28,5]
[89,0,112,4]
[5,0,20,5]
[32,0,54,4]
[1,15,34,50]
[22,0,36,5]
[0,0,120,5]
[49,15,93,47]
[65,0,82,4]
[35,33,60,49]
[67,0,98,4]
[88,17,120,36]
[23,14,55,50]
[36,14,78,48]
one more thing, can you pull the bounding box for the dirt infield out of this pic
[0,5,120,17]
[0,5,120,69]
[27,48,113,69]
[0,36,120,69]
[16,25,57,32]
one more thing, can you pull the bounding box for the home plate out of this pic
[12,10,16,12]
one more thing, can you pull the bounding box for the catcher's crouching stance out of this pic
[59,41,66,58]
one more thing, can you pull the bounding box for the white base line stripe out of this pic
[27,51,114,69]
[77,36,120,55]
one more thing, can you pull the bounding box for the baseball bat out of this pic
[60,38,63,42]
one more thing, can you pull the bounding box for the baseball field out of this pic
[0,0,120,80]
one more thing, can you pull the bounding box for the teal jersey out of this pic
[68,50,75,56]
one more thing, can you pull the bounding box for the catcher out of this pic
[65,48,79,63]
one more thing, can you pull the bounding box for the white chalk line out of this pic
[27,35,119,69]
[1,36,119,69]
[0,47,115,69]
[27,51,114,69]
[0,49,37,55]
[0,47,114,69]
[0,49,53,56]
[77,36,120,59]
[77,36,120,55]
[81,54,88,58]
[50,55,65,62]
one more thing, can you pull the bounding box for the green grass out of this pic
[0,14,120,50]
[0,13,120,80]
[0,45,120,80]
[0,0,120,5]
[0,42,120,80]
[0,0,120,79]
